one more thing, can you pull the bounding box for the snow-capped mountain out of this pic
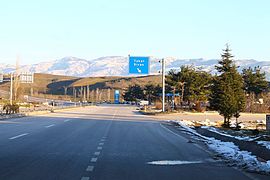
[1,56,270,79]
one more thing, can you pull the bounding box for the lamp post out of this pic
[10,73,13,105]
[161,58,165,112]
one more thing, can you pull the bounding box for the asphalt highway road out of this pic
[0,105,268,180]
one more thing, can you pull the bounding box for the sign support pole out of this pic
[162,58,165,112]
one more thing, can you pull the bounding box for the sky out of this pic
[0,0,269,65]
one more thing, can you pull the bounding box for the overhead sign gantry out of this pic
[128,56,150,74]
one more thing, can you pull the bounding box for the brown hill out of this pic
[0,73,161,102]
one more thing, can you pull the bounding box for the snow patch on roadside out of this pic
[257,141,270,150]
[201,126,260,141]
[170,120,270,174]
[175,121,211,141]
[208,139,270,173]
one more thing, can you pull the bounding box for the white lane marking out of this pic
[81,177,90,180]
[94,152,100,156]
[91,158,98,162]
[160,123,213,155]
[97,146,102,150]
[147,160,203,165]
[160,124,260,180]
[9,133,29,140]
[111,110,118,121]
[101,139,105,141]
[64,119,71,122]
[45,124,55,128]
[99,142,104,146]
[86,165,94,172]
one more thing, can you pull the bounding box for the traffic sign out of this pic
[114,90,120,104]
[19,73,34,83]
[129,56,149,74]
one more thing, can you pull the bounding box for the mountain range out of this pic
[1,56,270,79]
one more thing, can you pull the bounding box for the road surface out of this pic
[0,105,268,180]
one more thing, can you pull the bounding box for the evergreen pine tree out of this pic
[242,66,268,113]
[210,45,246,128]
[242,66,268,97]
[167,66,211,108]
[144,84,156,104]
[123,84,144,102]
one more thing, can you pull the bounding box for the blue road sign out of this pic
[114,90,120,104]
[129,56,149,74]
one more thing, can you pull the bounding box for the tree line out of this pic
[124,45,269,128]
[123,84,162,104]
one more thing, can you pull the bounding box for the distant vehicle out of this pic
[138,100,149,106]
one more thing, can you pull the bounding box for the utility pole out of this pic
[96,88,99,103]
[83,86,86,102]
[107,88,111,102]
[10,73,13,105]
[162,58,165,112]
[87,85,90,101]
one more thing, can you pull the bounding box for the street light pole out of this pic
[162,58,165,112]
[10,73,13,105]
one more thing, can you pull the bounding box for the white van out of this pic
[139,100,149,106]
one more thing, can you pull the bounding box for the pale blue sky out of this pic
[0,0,269,64]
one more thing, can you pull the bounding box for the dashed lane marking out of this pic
[91,158,98,162]
[97,146,102,150]
[99,142,104,146]
[9,133,29,140]
[86,166,94,172]
[94,152,101,156]
[45,124,55,128]
[81,177,90,180]
[64,119,71,122]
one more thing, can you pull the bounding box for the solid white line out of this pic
[81,177,90,180]
[45,124,55,128]
[159,123,189,141]
[91,158,98,162]
[9,133,29,140]
[86,165,94,172]
[160,123,215,156]
[99,142,104,146]
[97,146,102,150]
[94,152,100,156]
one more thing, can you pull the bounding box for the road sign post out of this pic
[114,90,120,104]
[129,56,149,74]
